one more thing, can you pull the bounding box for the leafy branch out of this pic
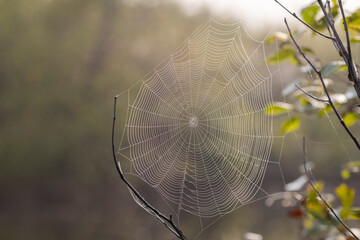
[302,137,359,240]
[283,17,360,149]
[265,1,360,239]
[271,0,360,149]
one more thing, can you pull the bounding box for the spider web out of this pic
[116,18,288,235]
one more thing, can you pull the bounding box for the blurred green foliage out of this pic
[265,1,360,239]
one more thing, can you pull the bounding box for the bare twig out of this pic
[302,137,359,240]
[338,0,352,64]
[317,0,348,58]
[295,84,329,103]
[317,0,360,98]
[274,0,335,40]
[325,0,341,52]
[112,96,187,240]
[285,18,360,149]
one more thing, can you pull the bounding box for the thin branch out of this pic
[285,18,360,149]
[302,137,359,240]
[326,0,334,25]
[112,96,187,240]
[317,0,348,59]
[338,0,355,79]
[295,84,329,103]
[276,0,360,98]
[339,0,352,63]
[274,0,335,40]
[326,0,342,53]
[317,0,360,98]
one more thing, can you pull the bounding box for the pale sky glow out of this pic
[175,0,360,30]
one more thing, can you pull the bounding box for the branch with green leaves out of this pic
[266,0,360,149]
[264,1,360,239]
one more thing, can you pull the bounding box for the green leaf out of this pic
[281,117,300,134]
[307,181,324,203]
[348,208,360,220]
[264,102,294,115]
[341,169,350,180]
[301,4,321,28]
[301,3,338,31]
[335,184,355,219]
[341,160,360,179]
[267,46,301,65]
[318,104,332,118]
[343,112,359,127]
[346,160,360,170]
[301,47,313,54]
[321,61,346,77]
[351,36,360,43]
[346,10,360,32]
[299,96,311,107]
[318,103,341,118]
[306,202,328,222]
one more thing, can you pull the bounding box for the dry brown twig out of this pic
[112,96,187,240]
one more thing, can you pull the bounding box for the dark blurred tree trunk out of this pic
[85,0,117,89]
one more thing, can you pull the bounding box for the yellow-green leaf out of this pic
[351,36,360,42]
[267,46,301,65]
[335,184,355,219]
[264,102,293,115]
[307,181,324,203]
[341,160,360,180]
[301,4,320,28]
[281,117,300,134]
[348,208,360,220]
[343,112,359,127]
[341,169,351,180]
[318,104,332,118]
[346,10,360,32]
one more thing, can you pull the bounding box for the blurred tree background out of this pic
[0,0,359,240]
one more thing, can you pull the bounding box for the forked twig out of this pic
[275,0,360,97]
[284,18,360,149]
[338,0,352,65]
[302,137,359,240]
[112,96,187,240]
[295,84,329,103]
[274,0,335,40]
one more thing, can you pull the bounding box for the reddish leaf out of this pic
[288,207,305,219]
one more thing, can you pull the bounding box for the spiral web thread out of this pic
[117,19,285,230]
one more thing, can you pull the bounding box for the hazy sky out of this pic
[175,0,360,30]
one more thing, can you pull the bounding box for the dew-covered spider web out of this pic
[113,18,360,238]
[115,19,289,235]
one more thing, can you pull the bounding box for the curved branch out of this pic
[302,137,359,240]
[285,18,360,149]
[274,0,335,40]
[112,96,187,240]
[295,84,329,103]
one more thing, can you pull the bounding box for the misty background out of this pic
[1,0,360,240]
